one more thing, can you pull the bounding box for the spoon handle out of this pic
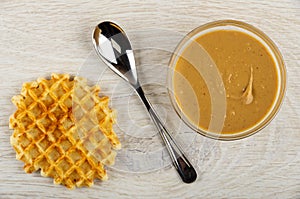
[135,86,197,183]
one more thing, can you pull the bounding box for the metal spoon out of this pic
[92,21,197,183]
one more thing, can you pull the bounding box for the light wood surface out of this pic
[1,1,299,198]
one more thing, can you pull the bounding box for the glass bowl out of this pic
[168,20,286,140]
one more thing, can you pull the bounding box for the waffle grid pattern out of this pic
[9,74,121,189]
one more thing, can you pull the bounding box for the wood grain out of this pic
[0,0,299,198]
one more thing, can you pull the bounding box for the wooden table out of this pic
[1,1,299,198]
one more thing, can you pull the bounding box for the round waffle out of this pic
[9,73,121,189]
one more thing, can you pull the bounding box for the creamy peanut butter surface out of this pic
[174,30,278,134]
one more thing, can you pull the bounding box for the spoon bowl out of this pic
[93,21,138,87]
